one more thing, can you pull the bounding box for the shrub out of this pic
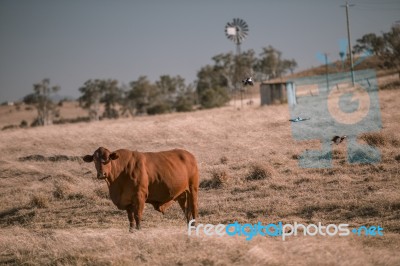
[53,116,90,125]
[1,124,18,131]
[200,169,230,189]
[20,120,28,128]
[175,94,194,112]
[220,156,228,165]
[199,87,230,109]
[360,132,400,147]
[147,102,172,115]
[245,163,273,181]
[380,80,400,90]
[30,194,49,208]
[360,132,386,147]
[53,182,71,199]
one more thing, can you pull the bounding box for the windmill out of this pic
[225,18,250,109]
[225,18,249,56]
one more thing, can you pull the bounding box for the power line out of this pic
[353,0,400,5]
[353,6,400,11]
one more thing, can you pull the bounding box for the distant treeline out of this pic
[20,45,298,126]
[18,25,400,126]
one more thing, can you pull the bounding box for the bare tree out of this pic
[23,78,60,126]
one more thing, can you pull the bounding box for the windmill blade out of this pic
[225,18,248,45]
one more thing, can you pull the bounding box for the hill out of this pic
[0,85,399,264]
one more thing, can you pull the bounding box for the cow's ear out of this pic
[109,152,119,160]
[83,155,94,162]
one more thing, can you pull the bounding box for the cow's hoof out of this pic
[129,227,135,233]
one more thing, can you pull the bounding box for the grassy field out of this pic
[0,88,399,265]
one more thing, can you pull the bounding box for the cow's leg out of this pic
[177,191,190,223]
[158,200,174,214]
[189,184,198,223]
[127,205,135,232]
[132,195,145,230]
[148,201,161,212]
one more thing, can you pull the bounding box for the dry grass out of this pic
[200,168,230,189]
[245,163,274,181]
[360,132,400,148]
[0,89,399,265]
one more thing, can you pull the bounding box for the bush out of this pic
[53,116,90,125]
[200,169,230,189]
[380,80,400,90]
[2,124,18,131]
[147,102,172,115]
[199,87,230,109]
[360,132,400,147]
[102,108,119,119]
[53,182,71,199]
[175,96,193,112]
[20,120,28,128]
[361,132,386,147]
[220,156,228,164]
[245,163,273,181]
[30,194,49,208]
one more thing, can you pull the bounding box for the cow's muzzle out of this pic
[97,172,107,179]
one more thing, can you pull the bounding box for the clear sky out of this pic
[1,0,399,102]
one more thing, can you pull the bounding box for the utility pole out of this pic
[325,53,330,91]
[342,1,355,86]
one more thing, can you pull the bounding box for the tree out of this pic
[235,49,257,82]
[123,76,155,115]
[352,27,400,69]
[23,78,60,126]
[254,45,297,79]
[199,86,230,109]
[149,75,178,114]
[212,53,236,91]
[282,59,298,75]
[382,25,400,68]
[78,79,103,121]
[212,50,256,90]
[100,79,122,119]
[353,33,385,56]
[196,65,230,109]
[175,83,195,112]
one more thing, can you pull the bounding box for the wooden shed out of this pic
[260,78,296,106]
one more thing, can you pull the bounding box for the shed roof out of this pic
[261,77,292,85]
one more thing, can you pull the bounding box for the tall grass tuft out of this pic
[245,163,274,181]
[30,194,49,208]
[200,169,230,189]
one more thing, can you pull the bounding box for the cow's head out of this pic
[83,147,119,179]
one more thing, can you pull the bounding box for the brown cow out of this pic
[83,147,199,231]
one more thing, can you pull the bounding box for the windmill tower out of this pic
[225,18,250,108]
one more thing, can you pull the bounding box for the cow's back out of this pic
[144,149,198,203]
